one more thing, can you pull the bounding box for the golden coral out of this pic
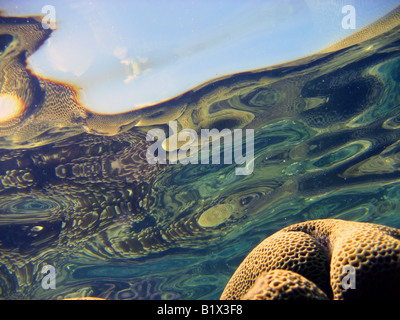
[242,269,328,300]
[221,219,400,300]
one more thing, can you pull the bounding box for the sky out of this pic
[2,0,400,114]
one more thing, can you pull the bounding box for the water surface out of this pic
[1,6,400,300]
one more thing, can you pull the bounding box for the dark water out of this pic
[1,14,400,300]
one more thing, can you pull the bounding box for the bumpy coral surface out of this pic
[221,219,400,300]
[242,269,328,300]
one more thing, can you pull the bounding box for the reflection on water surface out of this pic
[1,7,400,299]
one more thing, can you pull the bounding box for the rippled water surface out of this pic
[1,9,400,300]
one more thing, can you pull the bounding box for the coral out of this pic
[221,219,400,300]
[242,269,328,300]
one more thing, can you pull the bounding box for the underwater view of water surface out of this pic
[1,2,400,300]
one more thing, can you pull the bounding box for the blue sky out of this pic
[3,0,400,113]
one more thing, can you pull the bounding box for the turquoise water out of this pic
[1,12,400,300]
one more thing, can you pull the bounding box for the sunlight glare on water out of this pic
[0,94,24,122]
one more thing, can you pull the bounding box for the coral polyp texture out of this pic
[242,269,329,300]
[220,219,400,300]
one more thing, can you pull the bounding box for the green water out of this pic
[1,16,400,300]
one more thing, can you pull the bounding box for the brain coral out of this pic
[220,219,400,300]
[242,269,328,300]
